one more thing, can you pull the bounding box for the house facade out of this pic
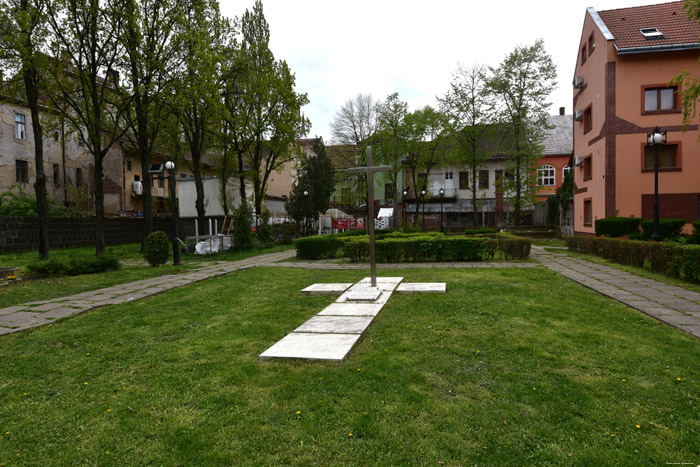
[573,1,700,235]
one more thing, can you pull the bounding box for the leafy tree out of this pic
[120,0,180,244]
[401,106,450,226]
[286,138,336,224]
[673,1,700,127]
[45,0,132,255]
[232,199,254,250]
[439,64,495,226]
[376,92,408,226]
[486,39,557,225]
[0,0,51,258]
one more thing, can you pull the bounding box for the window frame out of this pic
[588,33,595,56]
[15,113,26,140]
[444,172,453,180]
[641,84,680,115]
[562,165,572,180]
[53,164,60,186]
[478,170,489,190]
[537,164,556,187]
[580,44,587,65]
[641,141,682,172]
[583,105,592,134]
[583,198,593,227]
[16,160,28,183]
[458,171,468,190]
[583,155,593,181]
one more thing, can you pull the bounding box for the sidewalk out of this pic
[532,246,700,339]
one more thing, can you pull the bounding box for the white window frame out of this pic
[562,165,572,180]
[15,113,26,140]
[445,172,453,180]
[538,164,555,186]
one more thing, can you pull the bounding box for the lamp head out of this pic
[421,189,426,196]
[303,190,308,196]
[165,160,175,170]
[439,188,445,196]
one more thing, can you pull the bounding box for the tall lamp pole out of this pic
[646,126,667,242]
[165,160,180,266]
[402,188,409,227]
[439,188,445,232]
[421,189,427,232]
[303,190,309,237]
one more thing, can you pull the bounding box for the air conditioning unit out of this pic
[574,109,584,121]
[574,155,584,167]
[132,180,143,195]
[573,76,584,89]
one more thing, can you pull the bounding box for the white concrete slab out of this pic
[317,303,384,317]
[294,316,374,334]
[301,283,353,295]
[259,333,361,361]
[356,277,404,291]
[396,283,447,293]
[344,288,382,302]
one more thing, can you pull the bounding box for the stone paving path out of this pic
[533,246,700,339]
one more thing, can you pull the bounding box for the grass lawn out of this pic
[0,244,293,308]
[1,266,699,465]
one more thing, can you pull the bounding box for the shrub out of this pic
[143,231,170,266]
[465,227,499,236]
[493,236,532,260]
[27,257,68,276]
[294,235,344,260]
[687,220,700,245]
[256,209,275,246]
[595,217,642,238]
[679,245,700,282]
[274,223,299,244]
[233,202,255,250]
[27,255,120,276]
[640,218,686,240]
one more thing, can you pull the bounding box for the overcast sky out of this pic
[220,0,677,143]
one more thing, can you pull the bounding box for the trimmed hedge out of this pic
[594,217,641,238]
[640,218,686,240]
[143,231,170,266]
[464,227,499,236]
[565,236,700,282]
[294,235,345,260]
[27,255,121,276]
[687,220,700,245]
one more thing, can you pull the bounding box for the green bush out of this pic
[687,220,700,245]
[465,227,499,236]
[679,245,700,282]
[294,235,345,260]
[274,223,299,245]
[27,255,120,276]
[143,231,170,266]
[491,236,532,260]
[233,202,255,250]
[640,218,686,240]
[595,217,642,238]
[27,257,68,276]
[256,209,275,247]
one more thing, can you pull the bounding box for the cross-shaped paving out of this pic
[259,277,446,362]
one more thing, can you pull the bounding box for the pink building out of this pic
[573,1,700,235]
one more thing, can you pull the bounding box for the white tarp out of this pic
[194,236,232,255]
[377,207,394,218]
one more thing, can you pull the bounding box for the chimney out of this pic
[559,107,565,116]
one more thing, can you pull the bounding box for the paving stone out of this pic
[0,306,28,316]
[301,283,353,295]
[343,288,383,302]
[657,315,700,326]
[0,312,41,323]
[679,326,700,337]
[356,277,404,291]
[317,303,385,317]
[259,333,361,361]
[42,307,81,320]
[396,283,447,293]
[294,316,374,334]
[29,302,65,312]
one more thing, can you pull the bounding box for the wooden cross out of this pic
[344,146,392,287]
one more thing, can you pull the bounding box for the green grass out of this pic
[1,266,699,465]
[0,244,293,308]
[531,238,567,247]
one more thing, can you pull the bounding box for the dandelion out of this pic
[107,409,111,412]
[677,377,681,381]
[86,353,90,356]
[357,368,361,372]
[622,379,626,382]
[296,411,301,414]
[348,433,353,437]
[533,388,536,391]
[23,393,27,395]
[84,382,88,385]
[635,425,640,428]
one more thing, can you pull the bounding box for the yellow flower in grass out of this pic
[635,424,640,429]
[296,411,301,414]
[677,377,681,381]
[348,433,353,437]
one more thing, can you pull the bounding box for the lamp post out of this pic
[646,126,667,242]
[421,189,426,232]
[439,187,445,232]
[165,160,180,266]
[303,190,309,237]
[402,188,409,227]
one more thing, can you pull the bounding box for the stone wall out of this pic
[0,216,225,252]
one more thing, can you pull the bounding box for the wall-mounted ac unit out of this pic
[573,76,584,89]
[574,155,584,167]
[574,109,584,121]
[132,180,143,195]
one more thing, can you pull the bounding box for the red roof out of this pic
[598,1,700,51]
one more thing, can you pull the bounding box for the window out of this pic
[643,144,680,171]
[583,106,592,133]
[643,86,677,113]
[53,164,60,186]
[134,175,140,182]
[53,129,60,142]
[384,183,393,200]
[16,160,28,183]
[584,199,592,226]
[126,160,132,171]
[581,44,587,65]
[78,133,85,147]
[537,164,555,186]
[583,156,592,181]
[479,170,489,189]
[15,113,26,140]
[445,172,453,180]
[76,168,82,187]
[588,33,595,55]
[459,171,468,190]
[562,165,572,180]
[640,27,663,39]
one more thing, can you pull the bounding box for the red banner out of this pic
[331,218,365,230]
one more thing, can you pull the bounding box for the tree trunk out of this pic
[94,150,106,256]
[237,152,246,203]
[514,154,522,226]
[472,164,478,227]
[140,158,153,250]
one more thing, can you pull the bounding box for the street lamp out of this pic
[421,189,427,232]
[303,190,309,237]
[164,160,180,266]
[439,187,445,232]
[402,188,409,227]
[646,126,667,242]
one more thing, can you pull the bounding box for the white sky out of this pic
[220,0,675,143]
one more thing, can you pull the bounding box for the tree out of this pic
[168,0,225,230]
[401,106,449,226]
[439,64,495,226]
[286,138,336,225]
[0,0,51,259]
[376,92,407,226]
[486,39,557,225]
[45,0,132,255]
[120,0,179,244]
